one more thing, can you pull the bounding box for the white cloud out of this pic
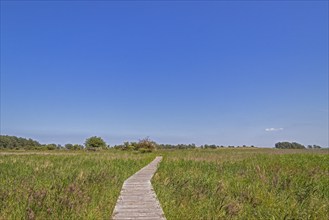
[265,128,283,132]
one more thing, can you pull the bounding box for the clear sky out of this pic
[1,1,328,147]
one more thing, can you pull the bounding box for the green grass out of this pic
[1,148,328,219]
[0,150,155,219]
[153,149,329,219]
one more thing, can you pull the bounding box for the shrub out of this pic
[46,144,57,150]
[138,148,153,153]
[136,137,157,152]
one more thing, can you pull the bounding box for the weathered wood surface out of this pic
[111,156,166,220]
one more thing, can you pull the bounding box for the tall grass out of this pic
[153,149,329,219]
[0,151,155,219]
[2,148,328,219]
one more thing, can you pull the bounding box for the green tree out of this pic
[0,135,41,149]
[84,136,107,149]
[73,144,84,150]
[275,142,305,149]
[65,144,74,150]
[46,144,57,150]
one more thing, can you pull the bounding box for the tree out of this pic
[65,143,84,150]
[0,135,41,149]
[65,144,74,150]
[84,136,107,149]
[46,144,57,150]
[275,142,305,149]
[313,145,321,149]
[72,144,84,150]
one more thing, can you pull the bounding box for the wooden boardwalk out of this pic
[111,156,166,220]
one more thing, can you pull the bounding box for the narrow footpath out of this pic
[111,156,166,220]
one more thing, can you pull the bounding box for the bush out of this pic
[121,142,137,151]
[136,137,157,152]
[138,148,153,153]
[46,144,57,150]
[73,144,84,150]
[65,144,84,150]
[117,138,157,152]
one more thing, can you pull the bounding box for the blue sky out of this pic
[1,1,328,147]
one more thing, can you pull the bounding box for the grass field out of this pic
[152,149,329,219]
[1,148,328,219]
[0,151,154,219]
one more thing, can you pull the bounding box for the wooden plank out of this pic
[111,156,166,220]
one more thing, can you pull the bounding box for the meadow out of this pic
[0,151,154,219]
[1,148,328,219]
[153,148,329,219]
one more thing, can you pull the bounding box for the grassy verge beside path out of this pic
[153,149,329,219]
[0,151,155,219]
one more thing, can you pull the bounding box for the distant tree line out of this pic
[275,142,322,149]
[202,144,255,149]
[0,135,108,151]
[157,144,197,149]
[1,135,324,151]
[307,145,322,149]
[64,144,84,150]
[275,142,305,149]
[157,144,255,149]
[0,135,41,149]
